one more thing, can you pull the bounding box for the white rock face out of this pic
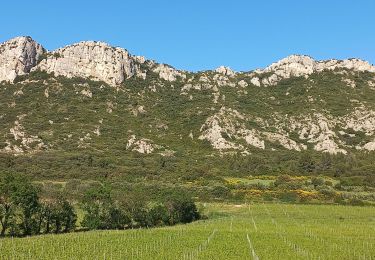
[254,55,375,86]
[250,77,261,87]
[238,80,248,88]
[264,132,306,151]
[320,58,375,72]
[2,119,46,154]
[215,66,236,77]
[242,130,265,149]
[35,41,135,85]
[199,118,242,150]
[126,135,159,154]
[286,113,348,154]
[81,89,92,98]
[264,55,316,78]
[1,36,190,85]
[0,36,45,82]
[152,63,186,81]
[199,107,263,151]
[344,107,375,135]
[213,74,235,87]
[363,141,375,151]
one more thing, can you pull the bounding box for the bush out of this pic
[81,186,201,230]
[279,191,298,203]
[348,198,365,206]
[311,177,325,188]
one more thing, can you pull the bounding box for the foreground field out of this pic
[0,203,374,259]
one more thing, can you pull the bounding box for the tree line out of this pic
[0,174,200,237]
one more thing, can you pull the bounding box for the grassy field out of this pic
[0,203,374,259]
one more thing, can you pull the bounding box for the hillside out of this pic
[1,36,375,203]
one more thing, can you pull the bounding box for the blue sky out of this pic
[1,0,374,72]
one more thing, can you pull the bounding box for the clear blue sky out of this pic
[1,0,374,72]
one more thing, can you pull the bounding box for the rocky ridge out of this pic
[0,36,185,85]
[2,37,375,87]
[253,55,375,86]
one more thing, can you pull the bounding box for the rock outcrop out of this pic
[2,116,47,154]
[0,36,45,82]
[126,135,160,154]
[199,107,264,152]
[152,63,186,81]
[215,66,236,77]
[254,55,375,86]
[35,41,136,85]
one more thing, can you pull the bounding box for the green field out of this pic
[0,203,374,259]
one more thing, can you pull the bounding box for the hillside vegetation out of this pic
[1,37,375,205]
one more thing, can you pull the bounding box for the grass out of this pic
[0,203,374,259]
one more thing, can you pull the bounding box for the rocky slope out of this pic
[1,36,375,156]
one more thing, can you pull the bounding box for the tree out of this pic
[0,175,16,236]
[81,185,111,229]
[177,198,201,223]
[117,192,148,228]
[81,184,128,230]
[319,153,332,172]
[44,198,77,234]
[298,153,316,173]
[149,204,169,227]
[104,207,129,230]
[164,192,200,225]
[12,179,40,236]
[0,174,77,237]
[0,174,40,236]
[60,199,77,233]
[311,177,325,189]
[37,200,53,234]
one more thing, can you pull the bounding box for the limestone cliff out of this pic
[0,36,45,82]
[34,41,136,85]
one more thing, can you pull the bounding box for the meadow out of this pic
[0,203,374,259]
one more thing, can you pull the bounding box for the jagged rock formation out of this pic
[126,135,162,154]
[151,63,186,82]
[0,36,45,82]
[215,66,236,77]
[254,55,375,86]
[0,37,188,85]
[34,41,137,85]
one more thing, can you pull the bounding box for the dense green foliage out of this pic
[0,174,76,237]
[0,175,200,237]
[81,185,200,230]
